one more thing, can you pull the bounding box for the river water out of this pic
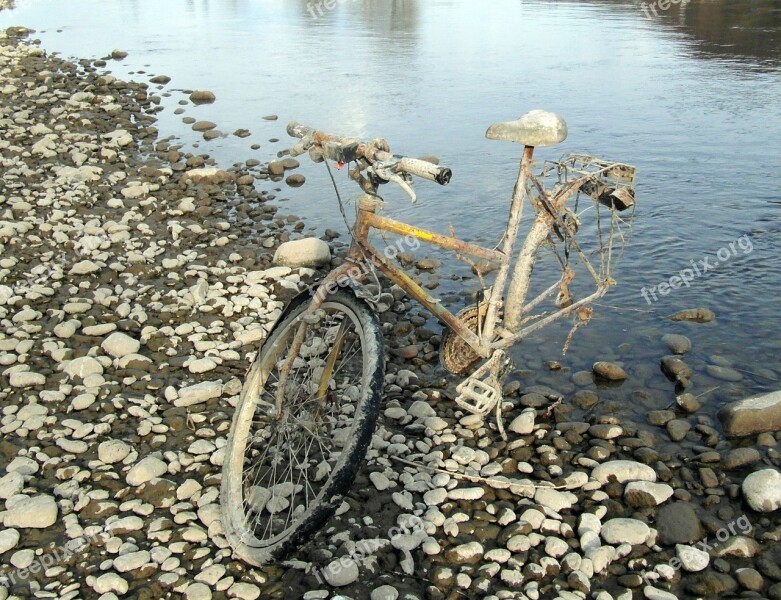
[2,0,781,423]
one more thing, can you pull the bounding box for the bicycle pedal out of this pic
[455,376,502,417]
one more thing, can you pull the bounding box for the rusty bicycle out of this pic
[220,110,637,565]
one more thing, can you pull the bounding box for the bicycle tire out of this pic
[221,289,384,566]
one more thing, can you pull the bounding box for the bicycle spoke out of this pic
[226,295,376,558]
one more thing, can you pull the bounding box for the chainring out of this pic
[440,306,484,375]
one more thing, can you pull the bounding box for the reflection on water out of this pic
[653,0,781,65]
[1,0,780,421]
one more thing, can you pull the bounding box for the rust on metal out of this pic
[316,319,348,414]
[359,245,490,359]
[366,213,506,264]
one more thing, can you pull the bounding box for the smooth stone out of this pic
[371,585,399,600]
[94,573,129,595]
[273,238,331,268]
[670,308,715,323]
[508,409,536,435]
[101,332,140,358]
[719,391,781,437]
[662,333,692,355]
[113,550,151,572]
[592,361,627,381]
[4,495,58,528]
[667,419,691,442]
[0,472,24,499]
[321,557,359,586]
[601,518,651,546]
[742,469,781,512]
[676,544,710,572]
[592,460,657,484]
[174,381,223,407]
[655,502,702,545]
[189,90,216,104]
[98,440,132,464]
[444,541,484,565]
[721,447,761,470]
[624,481,674,508]
[0,529,20,554]
[126,456,167,486]
[9,371,45,388]
[707,364,742,382]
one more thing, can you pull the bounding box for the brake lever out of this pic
[372,165,417,203]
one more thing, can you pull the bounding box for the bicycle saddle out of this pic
[486,109,567,147]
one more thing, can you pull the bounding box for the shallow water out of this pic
[3,0,781,421]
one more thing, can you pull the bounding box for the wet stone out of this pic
[655,502,702,545]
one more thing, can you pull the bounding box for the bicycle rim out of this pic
[221,291,383,565]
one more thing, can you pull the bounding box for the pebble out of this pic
[273,238,331,268]
[9,369,46,387]
[592,361,627,380]
[0,529,20,554]
[370,585,399,600]
[508,408,535,434]
[321,558,360,586]
[624,481,674,507]
[190,90,216,104]
[99,440,132,464]
[601,518,651,545]
[719,390,781,437]
[592,460,657,484]
[113,550,151,572]
[126,456,167,486]
[676,544,710,572]
[228,581,260,600]
[722,447,761,470]
[444,541,484,565]
[4,495,58,528]
[101,332,141,358]
[742,469,781,512]
[670,307,715,322]
[186,582,212,600]
[93,573,129,595]
[662,333,691,354]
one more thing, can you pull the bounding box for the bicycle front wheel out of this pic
[221,289,384,566]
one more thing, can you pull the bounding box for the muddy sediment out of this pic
[0,26,781,600]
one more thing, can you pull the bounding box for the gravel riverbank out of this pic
[1,25,781,600]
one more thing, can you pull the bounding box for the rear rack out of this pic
[544,153,637,212]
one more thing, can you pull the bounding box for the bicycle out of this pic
[220,109,637,566]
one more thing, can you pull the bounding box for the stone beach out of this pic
[0,23,781,600]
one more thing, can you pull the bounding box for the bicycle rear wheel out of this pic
[221,289,384,566]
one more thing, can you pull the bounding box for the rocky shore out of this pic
[1,25,781,600]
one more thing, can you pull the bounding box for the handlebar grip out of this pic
[287,121,315,139]
[397,157,452,186]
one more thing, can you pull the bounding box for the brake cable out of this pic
[324,159,383,303]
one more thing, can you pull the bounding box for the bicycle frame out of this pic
[273,144,618,412]
[337,145,611,350]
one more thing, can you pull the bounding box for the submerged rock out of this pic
[662,333,691,354]
[670,307,715,323]
[189,89,216,104]
[592,361,627,381]
[660,355,692,386]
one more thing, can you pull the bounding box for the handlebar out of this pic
[286,121,452,188]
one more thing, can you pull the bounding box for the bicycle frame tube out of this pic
[353,198,492,359]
